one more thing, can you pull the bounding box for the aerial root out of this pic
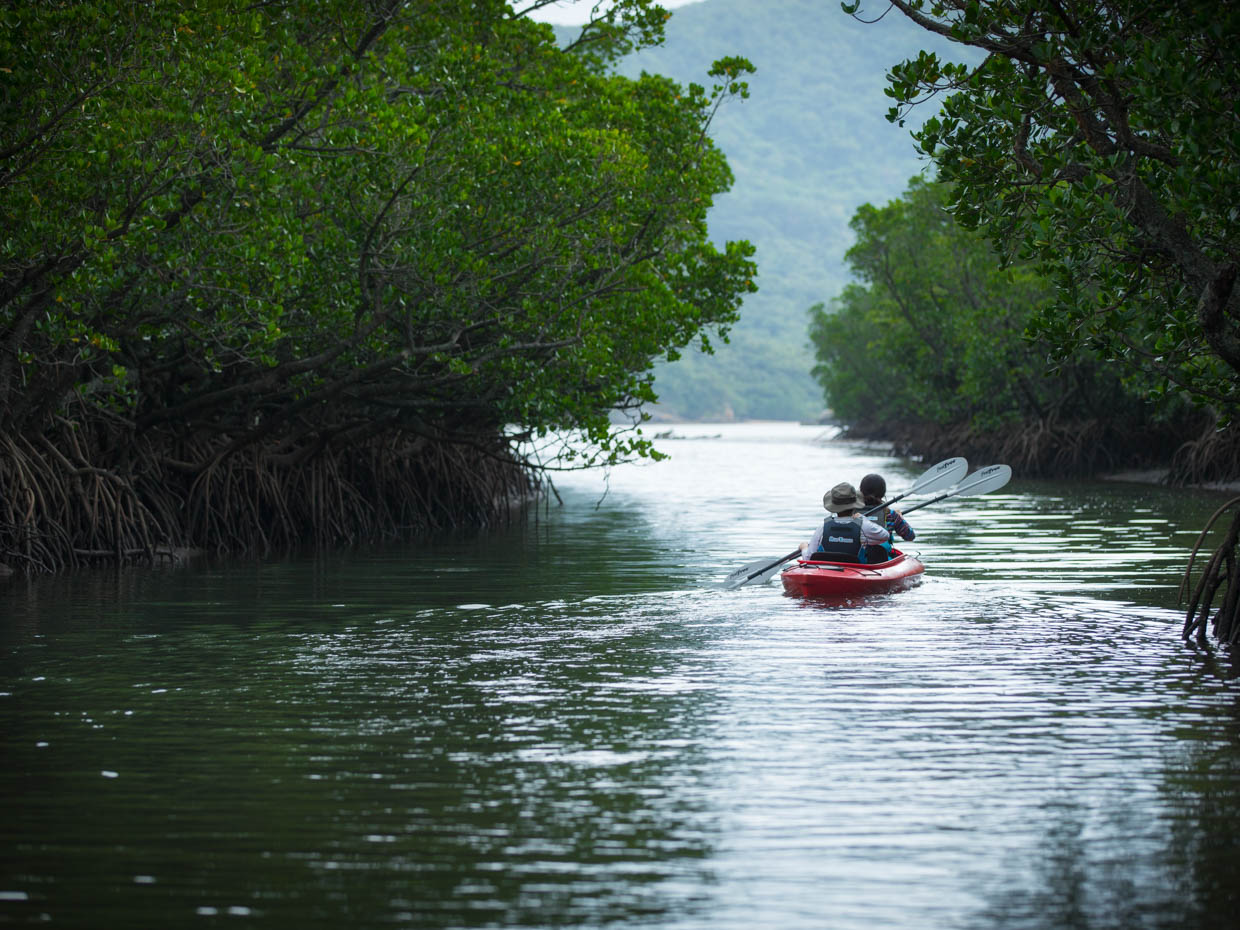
[0,418,539,574]
[1170,424,1240,485]
[1181,497,1240,645]
[857,416,1195,479]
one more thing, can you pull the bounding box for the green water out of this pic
[3,423,1240,928]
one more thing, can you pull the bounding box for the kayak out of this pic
[780,548,924,598]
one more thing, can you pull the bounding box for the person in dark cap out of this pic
[802,481,891,563]
[858,473,915,563]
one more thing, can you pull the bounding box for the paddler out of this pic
[802,482,891,563]
[859,473,915,564]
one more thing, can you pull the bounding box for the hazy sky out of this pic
[523,0,707,26]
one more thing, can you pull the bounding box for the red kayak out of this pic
[780,548,925,598]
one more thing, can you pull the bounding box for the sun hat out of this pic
[823,481,865,514]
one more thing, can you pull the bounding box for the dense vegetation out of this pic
[0,0,756,573]
[810,178,1202,475]
[864,0,1240,418]
[837,0,1240,642]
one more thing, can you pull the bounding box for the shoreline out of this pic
[1101,468,1240,494]
[653,419,1240,494]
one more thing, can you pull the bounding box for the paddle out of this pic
[722,456,970,590]
[897,463,1012,516]
[722,547,804,590]
[862,455,967,517]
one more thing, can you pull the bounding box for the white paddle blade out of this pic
[723,558,777,588]
[900,463,1013,516]
[723,548,801,589]
[909,456,968,495]
[864,456,969,516]
[956,463,1012,495]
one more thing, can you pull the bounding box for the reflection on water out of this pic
[3,422,1240,928]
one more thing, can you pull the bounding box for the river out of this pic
[3,421,1239,928]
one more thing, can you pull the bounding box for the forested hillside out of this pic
[565,0,974,420]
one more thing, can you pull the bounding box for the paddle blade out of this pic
[723,548,801,589]
[955,463,1012,496]
[909,456,968,495]
[723,559,776,588]
[864,456,969,516]
[731,561,788,588]
[900,463,1013,515]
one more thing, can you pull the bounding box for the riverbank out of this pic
[1102,468,1240,494]
[0,423,539,579]
[826,413,1240,487]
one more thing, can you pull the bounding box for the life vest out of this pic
[873,506,895,560]
[819,515,864,562]
[862,502,897,561]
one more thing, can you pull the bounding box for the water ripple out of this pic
[4,424,1240,929]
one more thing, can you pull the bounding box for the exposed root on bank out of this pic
[846,415,1204,479]
[1181,498,1240,646]
[1169,425,1240,486]
[0,420,537,575]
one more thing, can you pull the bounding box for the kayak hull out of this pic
[780,548,924,598]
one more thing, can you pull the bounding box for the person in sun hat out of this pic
[801,481,891,563]
[858,473,915,563]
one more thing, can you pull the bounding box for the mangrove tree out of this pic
[842,0,1240,642]
[0,0,757,572]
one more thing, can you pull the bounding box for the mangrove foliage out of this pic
[0,0,757,573]
[810,177,1201,476]
[835,0,1239,642]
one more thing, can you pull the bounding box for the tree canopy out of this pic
[809,176,1187,474]
[0,0,756,569]
[845,0,1240,418]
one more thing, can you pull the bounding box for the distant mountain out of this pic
[561,0,973,420]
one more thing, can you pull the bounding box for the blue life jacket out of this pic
[858,503,897,562]
[872,507,895,561]
[819,515,864,563]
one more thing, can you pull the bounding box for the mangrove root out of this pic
[1181,497,1240,645]
[0,415,538,575]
